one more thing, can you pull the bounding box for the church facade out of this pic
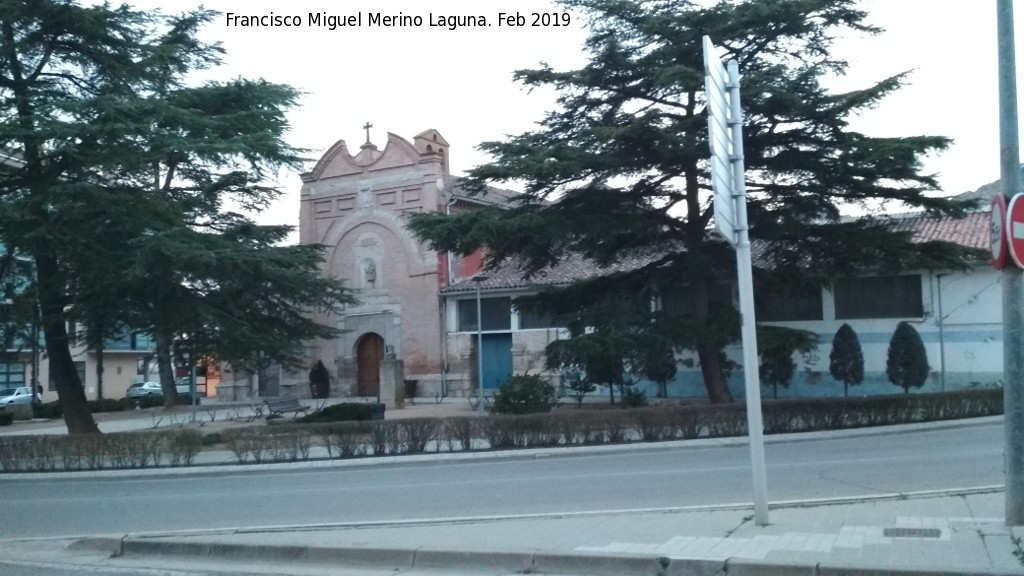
[296,128,508,401]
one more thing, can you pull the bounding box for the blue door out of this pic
[481,334,513,390]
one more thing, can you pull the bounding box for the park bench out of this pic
[263,397,310,419]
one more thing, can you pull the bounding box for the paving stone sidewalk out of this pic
[67,490,1020,575]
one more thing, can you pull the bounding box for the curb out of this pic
[0,415,1003,481]
[103,485,1004,541]
[115,538,727,576]
[110,537,1021,576]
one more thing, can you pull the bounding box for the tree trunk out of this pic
[94,336,104,400]
[691,271,733,404]
[696,346,732,403]
[34,248,99,435]
[154,329,178,407]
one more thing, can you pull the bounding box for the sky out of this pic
[118,0,1022,230]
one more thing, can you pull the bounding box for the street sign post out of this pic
[703,35,769,527]
[993,194,1009,270]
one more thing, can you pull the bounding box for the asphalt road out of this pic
[0,421,1002,539]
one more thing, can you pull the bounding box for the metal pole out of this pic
[476,284,484,416]
[998,0,1024,526]
[728,59,769,527]
[937,274,946,393]
[30,303,39,403]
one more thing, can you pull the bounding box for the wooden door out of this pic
[356,333,383,398]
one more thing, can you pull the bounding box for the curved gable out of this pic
[302,133,423,182]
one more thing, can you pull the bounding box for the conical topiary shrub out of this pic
[309,360,330,399]
[886,321,929,394]
[829,323,864,397]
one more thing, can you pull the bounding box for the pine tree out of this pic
[886,321,929,394]
[757,326,817,400]
[0,3,354,425]
[407,0,981,404]
[829,323,864,397]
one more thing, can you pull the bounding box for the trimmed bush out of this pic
[0,411,13,426]
[298,402,373,423]
[33,401,62,420]
[887,321,930,393]
[491,373,558,415]
[829,323,864,397]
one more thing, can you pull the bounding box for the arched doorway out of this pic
[356,333,384,398]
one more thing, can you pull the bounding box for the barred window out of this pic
[0,363,24,387]
[834,275,923,319]
[756,286,823,321]
[457,297,511,331]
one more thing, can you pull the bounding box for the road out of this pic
[0,422,1002,539]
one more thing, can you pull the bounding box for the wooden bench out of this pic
[263,397,310,419]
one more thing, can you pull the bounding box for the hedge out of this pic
[0,388,1002,472]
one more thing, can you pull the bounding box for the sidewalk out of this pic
[27,489,1021,575]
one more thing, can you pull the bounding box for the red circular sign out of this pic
[993,194,1009,269]
[1006,193,1024,268]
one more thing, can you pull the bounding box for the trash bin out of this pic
[370,402,386,421]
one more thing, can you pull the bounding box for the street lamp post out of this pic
[472,274,489,416]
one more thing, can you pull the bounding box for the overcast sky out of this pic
[123,0,1021,228]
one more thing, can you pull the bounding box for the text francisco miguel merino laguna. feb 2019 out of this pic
[224,11,573,31]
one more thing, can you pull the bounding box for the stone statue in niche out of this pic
[357,184,373,209]
[364,260,377,288]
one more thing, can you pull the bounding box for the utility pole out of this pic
[997,0,1024,526]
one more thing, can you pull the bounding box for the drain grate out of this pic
[883,527,942,539]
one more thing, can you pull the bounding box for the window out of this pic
[0,363,24,387]
[517,306,566,330]
[660,284,732,317]
[457,297,511,331]
[834,275,923,319]
[48,361,85,391]
[756,285,823,321]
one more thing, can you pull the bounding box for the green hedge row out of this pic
[222,388,1004,461]
[0,388,1003,472]
[0,429,203,472]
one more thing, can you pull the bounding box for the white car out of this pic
[126,381,163,398]
[0,387,35,406]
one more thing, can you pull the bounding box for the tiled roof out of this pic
[445,175,521,207]
[443,251,664,294]
[443,210,991,294]
[882,210,989,252]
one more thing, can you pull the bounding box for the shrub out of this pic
[33,401,63,420]
[298,402,373,423]
[491,373,558,415]
[887,321,930,393]
[315,421,372,458]
[0,411,12,426]
[620,388,648,408]
[829,323,864,397]
[166,430,204,466]
[309,359,330,399]
[88,398,123,413]
[562,364,595,407]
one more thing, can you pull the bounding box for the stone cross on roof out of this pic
[363,122,373,143]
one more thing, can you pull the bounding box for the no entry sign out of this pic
[1007,193,1024,268]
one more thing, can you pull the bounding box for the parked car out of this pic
[126,381,163,398]
[175,378,205,404]
[0,386,36,406]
